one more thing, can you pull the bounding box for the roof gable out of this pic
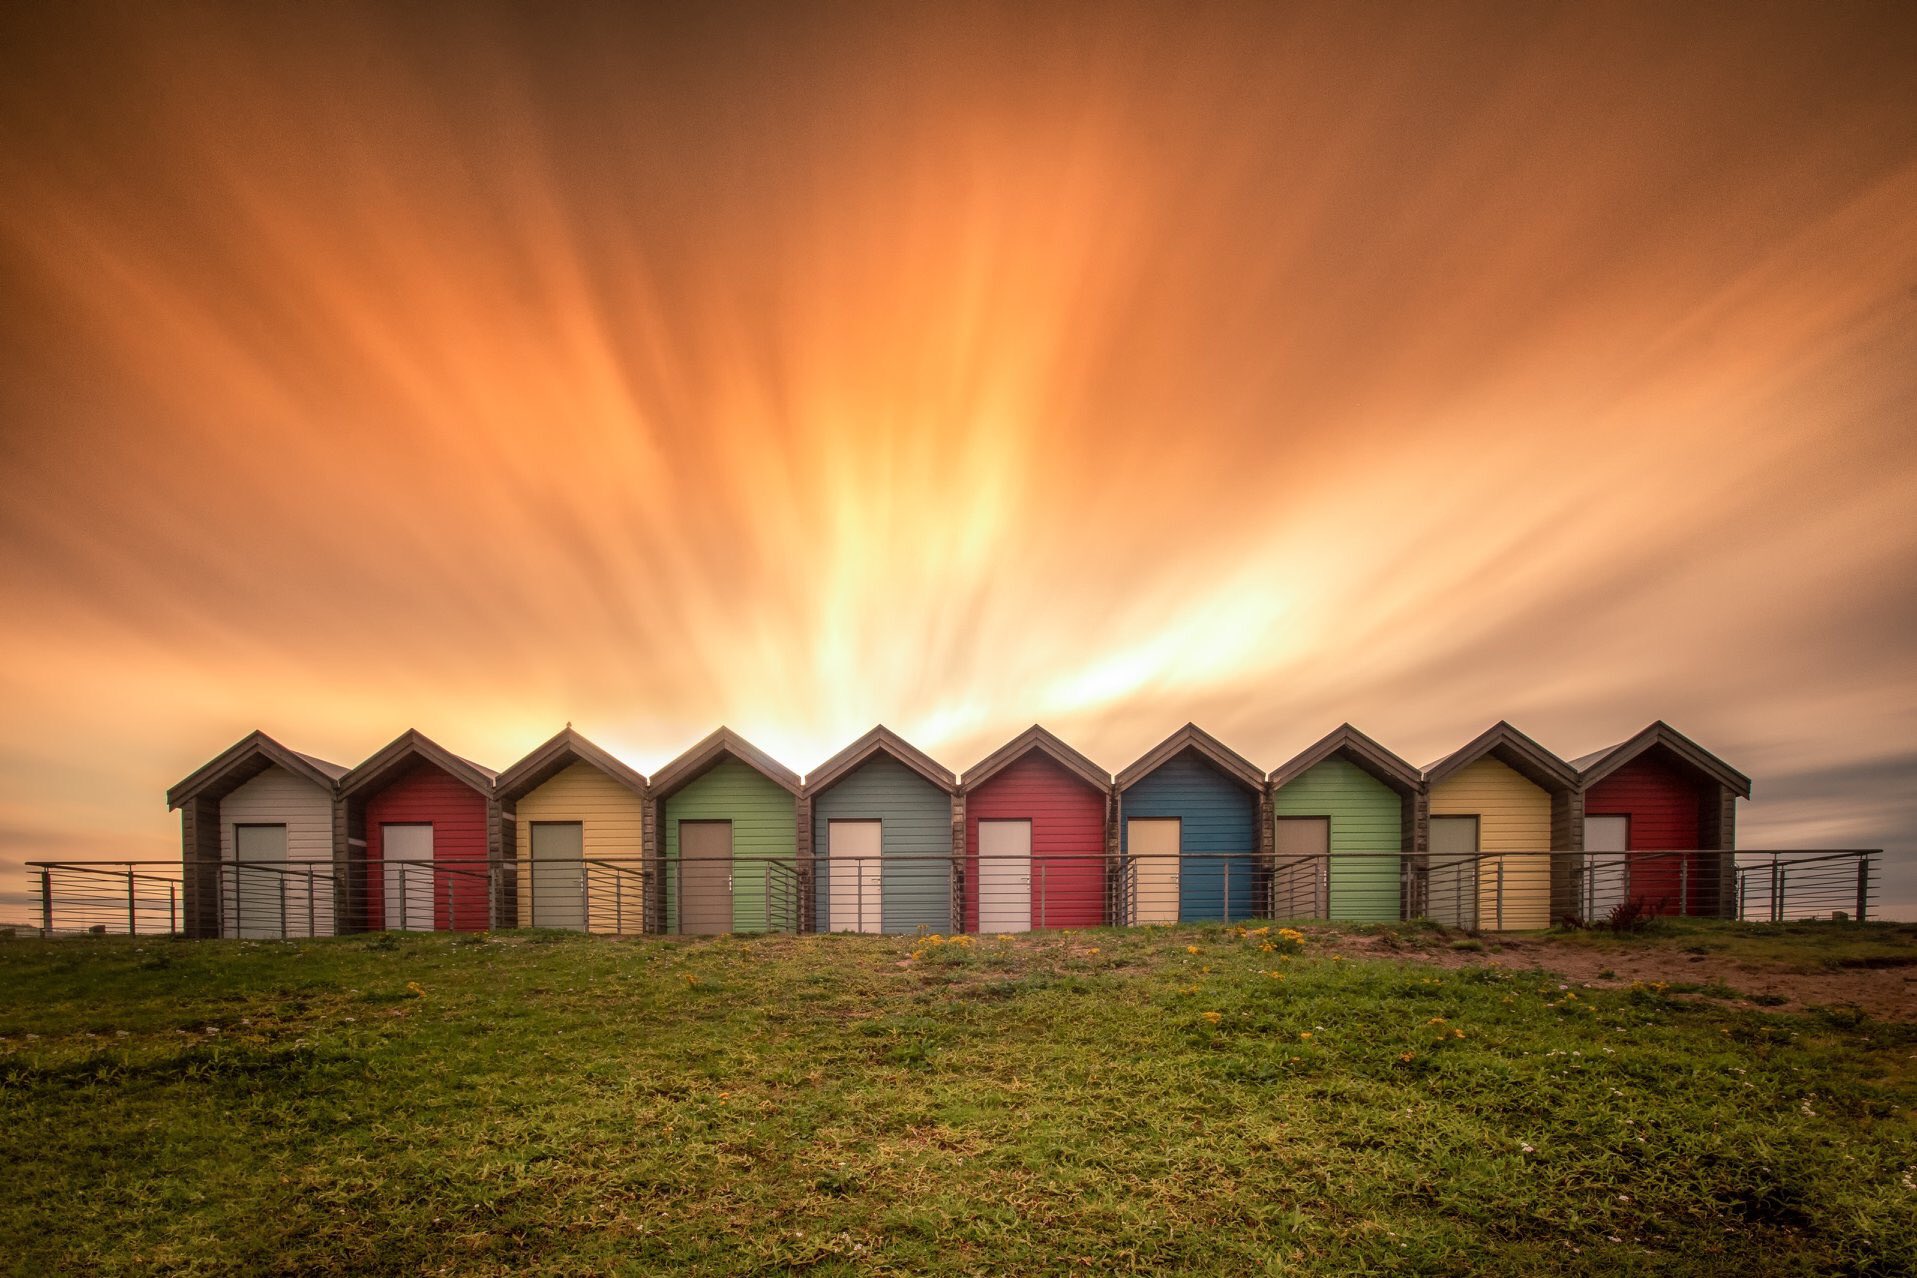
[1424,720,1577,793]
[960,725,1110,794]
[805,725,956,796]
[167,730,348,809]
[495,727,648,804]
[1268,723,1421,796]
[337,729,496,800]
[649,727,802,799]
[1115,723,1263,793]
[1572,721,1752,798]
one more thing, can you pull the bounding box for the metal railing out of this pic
[19,848,1886,938]
[25,861,181,936]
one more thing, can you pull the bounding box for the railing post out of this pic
[1223,857,1231,925]
[1040,862,1048,930]
[1679,857,1689,918]
[615,868,624,934]
[1856,854,1869,923]
[127,867,137,935]
[1737,867,1747,921]
[40,868,53,935]
[279,870,288,939]
[170,881,179,935]
[235,864,243,937]
[1495,860,1504,931]
[1775,864,1787,923]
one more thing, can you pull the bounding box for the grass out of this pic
[2,922,1914,1276]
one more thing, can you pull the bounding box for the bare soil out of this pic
[1326,928,1917,1021]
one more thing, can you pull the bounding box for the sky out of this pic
[2,1,1913,918]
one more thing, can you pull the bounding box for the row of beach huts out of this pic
[164,719,1751,939]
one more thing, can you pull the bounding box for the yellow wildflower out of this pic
[1186,946,1201,955]
[1298,1031,1313,1040]
[1201,1011,1222,1025]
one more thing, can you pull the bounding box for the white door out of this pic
[530,822,587,931]
[1582,816,1629,922]
[978,820,1032,934]
[230,824,287,939]
[1128,818,1180,924]
[827,820,883,933]
[382,824,435,932]
[1427,815,1479,928]
[1273,816,1330,920]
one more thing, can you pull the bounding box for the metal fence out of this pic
[20,848,1885,939]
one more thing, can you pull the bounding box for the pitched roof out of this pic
[166,730,348,809]
[805,725,957,796]
[1268,723,1421,796]
[1423,720,1577,793]
[336,729,496,800]
[649,726,802,799]
[1114,723,1263,793]
[1571,720,1752,798]
[960,724,1110,793]
[494,727,648,804]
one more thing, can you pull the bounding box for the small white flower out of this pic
[1521,1143,1535,1154]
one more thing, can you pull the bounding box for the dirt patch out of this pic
[1317,929,1917,1022]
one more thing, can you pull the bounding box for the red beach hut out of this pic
[960,726,1111,933]
[337,730,498,932]
[1573,721,1750,918]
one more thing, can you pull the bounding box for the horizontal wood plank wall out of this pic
[513,762,648,933]
[1429,757,1551,929]
[1585,753,1711,917]
[1119,750,1258,922]
[963,753,1106,932]
[662,757,797,933]
[219,765,336,935]
[810,754,952,934]
[182,795,221,938]
[1269,756,1401,922]
[364,763,490,931]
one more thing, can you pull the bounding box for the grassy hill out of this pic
[2,921,1913,1276]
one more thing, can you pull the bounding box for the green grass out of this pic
[2,923,1913,1276]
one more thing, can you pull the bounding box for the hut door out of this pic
[977,820,1031,933]
[1426,816,1479,929]
[1582,816,1628,922]
[230,823,286,939]
[381,824,435,932]
[679,820,733,935]
[1127,818,1180,925]
[1272,817,1329,921]
[530,821,587,931]
[827,820,883,933]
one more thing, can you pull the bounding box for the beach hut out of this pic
[336,730,497,933]
[650,728,802,935]
[1267,724,1421,923]
[960,726,1111,933]
[494,727,650,933]
[805,726,958,935]
[1114,724,1264,925]
[1572,721,1749,919]
[1423,722,1578,930]
[166,731,347,938]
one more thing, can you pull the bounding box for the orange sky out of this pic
[2,2,1914,913]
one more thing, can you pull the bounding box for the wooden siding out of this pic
[364,762,490,931]
[963,752,1106,932]
[511,761,648,933]
[1429,756,1552,929]
[810,754,952,934]
[662,757,798,933]
[1584,752,1717,916]
[1119,749,1257,922]
[1270,755,1402,923]
[218,764,335,935]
